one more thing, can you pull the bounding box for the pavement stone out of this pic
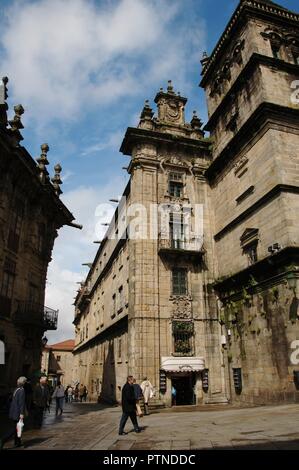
[1,402,299,451]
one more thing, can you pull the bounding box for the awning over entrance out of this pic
[161,356,205,373]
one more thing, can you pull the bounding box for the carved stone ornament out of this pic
[234,155,248,177]
[170,295,192,319]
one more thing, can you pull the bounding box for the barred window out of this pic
[173,321,194,356]
[169,173,183,198]
[172,268,187,296]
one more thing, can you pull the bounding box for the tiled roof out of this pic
[47,339,75,351]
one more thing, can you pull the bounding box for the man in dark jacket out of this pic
[118,376,141,435]
[0,376,27,450]
[33,376,50,428]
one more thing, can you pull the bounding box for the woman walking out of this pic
[140,377,154,416]
[0,376,27,450]
[52,381,65,416]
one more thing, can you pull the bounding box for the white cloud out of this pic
[45,175,126,343]
[0,0,206,127]
[81,130,124,156]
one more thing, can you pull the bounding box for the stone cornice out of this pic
[120,127,210,157]
[214,184,299,241]
[73,315,128,353]
[205,103,299,181]
[213,246,299,294]
[0,131,75,227]
[200,0,299,88]
[204,53,299,132]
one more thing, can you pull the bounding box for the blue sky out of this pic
[0,0,297,341]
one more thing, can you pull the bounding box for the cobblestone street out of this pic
[2,402,299,451]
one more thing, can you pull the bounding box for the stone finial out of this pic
[167,80,175,94]
[140,100,154,121]
[201,51,210,67]
[36,143,50,184]
[191,110,203,130]
[51,163,63,196]
[8,104,25,144]
[0,77,9,128]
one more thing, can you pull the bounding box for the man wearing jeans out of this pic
[119,376,141,435]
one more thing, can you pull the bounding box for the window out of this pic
[118,286,124,311]
[56,355,61,362]
[240,228,259,267]
[169,181,183,198]
[169,173,183,198]
[86,324,88,339]
[118,338,122,360]
[244,244,258,266]
[7,201,24,253]
[173,321,194,356]
[0,258,16,317]
[28,283,39,307]
[271,44,281,59]
[170,214,185,249]
[172,268,187,296]
[112,294,116,317]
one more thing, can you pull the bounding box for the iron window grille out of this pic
[172,321,194,356]
[172,268,188,296]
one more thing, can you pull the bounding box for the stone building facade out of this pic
[73,0,299,407]
[41,340,75,388]
[0,78,80,401]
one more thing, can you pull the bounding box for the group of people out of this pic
[0,374,154,449]
[0,376,89,450]
[0,375,51,450]
[64,384,88,403]
[119,376,154,435]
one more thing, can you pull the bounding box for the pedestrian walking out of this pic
[0,376,27,450]
[83,385,88,402]
[119,376,141,435]
[140,377,154,416]
[52,381,65,416]
[33,376,50,428]
[79,384,85,402]
[74,385,79,402]
[171,385,177,406]
[133,378,143,417]
[67,385,73,403]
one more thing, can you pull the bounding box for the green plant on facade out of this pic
[269,286,279,303]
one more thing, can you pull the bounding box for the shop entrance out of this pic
[171,374,195,406]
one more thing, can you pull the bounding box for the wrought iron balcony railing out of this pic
[14,302,58,330]
[158,236,204,256]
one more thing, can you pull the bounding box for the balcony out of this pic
[14,302,58,330]
[158,236,204,258]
